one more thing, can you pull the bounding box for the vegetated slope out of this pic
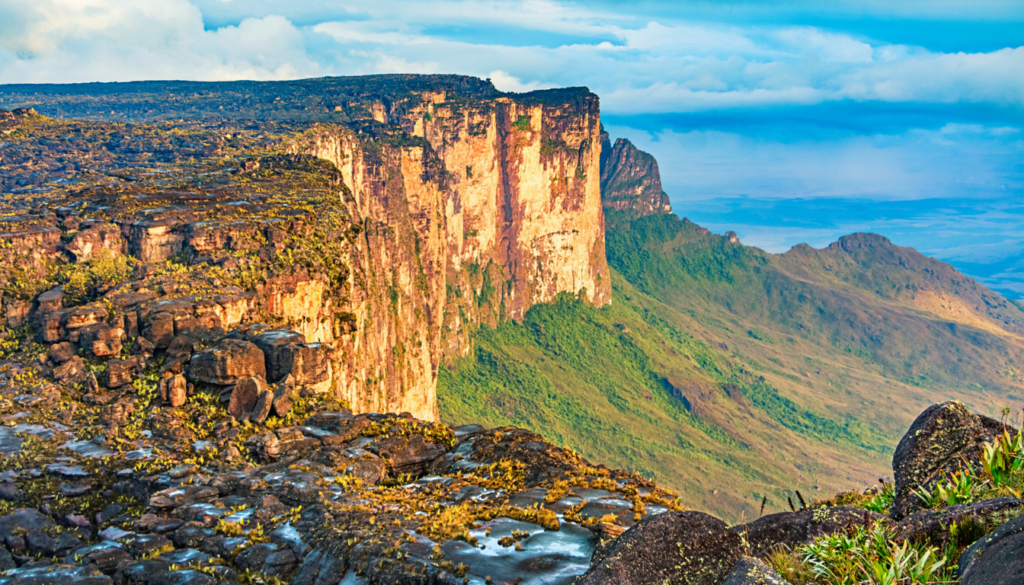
[439,211,1024,522]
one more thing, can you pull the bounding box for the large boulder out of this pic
[892,402,985,519]
[575,511,742,585]
[253,329,329,388]
[188,339,266,385]
[958,513,1024,585]
[733,506,881,557]
[227,376,269,419]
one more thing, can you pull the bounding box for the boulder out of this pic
[254,329,305,382]
[48,341,76,364]
[106,357,140,388]
[159,374,188,407]
[958,513,1024,585]
[36,286,65,315]
[733,506,881,557]
[576,511,742,585]
[227,376,269,418]
[188,339,266,385]
[721,557,788,585]
[250,390,273,424]
[54,356,88,385]
[371,433,448,477]
[892,402,985,519]
[143,312,175,349]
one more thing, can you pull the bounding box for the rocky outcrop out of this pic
[599,129,672,219]
[0,76,613,422]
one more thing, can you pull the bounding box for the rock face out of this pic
[293,88,611,419]
[576,511,742,585]
[599,130,672,219]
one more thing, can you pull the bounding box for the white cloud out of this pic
[0,0,320,82]
[0,0,1021,115]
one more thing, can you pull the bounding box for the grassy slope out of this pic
[439,213,1024,522]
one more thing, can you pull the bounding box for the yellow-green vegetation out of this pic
[769,522,954,585]
[440,212,1024,520]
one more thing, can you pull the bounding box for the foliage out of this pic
[57,253,136,306]
[769,522,955,585]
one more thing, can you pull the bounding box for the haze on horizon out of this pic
[1,0,1022,296]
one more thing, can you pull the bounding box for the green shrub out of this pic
[55,253,135,306]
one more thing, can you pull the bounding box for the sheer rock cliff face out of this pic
[0,77,611,422]
[600,130,672,218]
[292,92,610,419]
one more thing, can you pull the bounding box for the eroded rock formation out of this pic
[599,129,672,219]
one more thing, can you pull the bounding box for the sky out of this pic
[0,0,1022,296]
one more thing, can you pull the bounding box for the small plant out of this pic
[863,481,895,514]
[915,468,976,508]
[511,115,531,131]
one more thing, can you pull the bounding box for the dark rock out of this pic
[959,513,1024,585]
[105,358,140,388]
[158,373,187,407]
[722,557,788,585]
[250,389,273,424]
[254,329,305,382]
[734,506,881,557]
[77,549,132,573]
[576,511,742,585]
[894,497,1024,547]
[54,356,88,385]
[892,402,985,519]
[291,549,346,585]
[227,376,267,418]
[148,570,217,585]
[113,560,169,585]
[47,342,75,365]
[142,312,175,349]
[371,433,447,477]
[0,509,56,541]
[78,323,123,358]
[121,533,173,558]
[188,339,265,385]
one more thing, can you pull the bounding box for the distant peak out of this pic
[600,134,672,219]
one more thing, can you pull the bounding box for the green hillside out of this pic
[438,211,1024,522]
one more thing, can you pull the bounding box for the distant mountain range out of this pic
[439,136,1024,522]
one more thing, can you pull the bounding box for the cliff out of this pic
[599,128,672,219]
[0,76,611,421]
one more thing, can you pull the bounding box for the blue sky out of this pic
[0,0,1022,295]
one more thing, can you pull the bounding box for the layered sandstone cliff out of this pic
[0,76,611,421]
[291,90,610,419]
